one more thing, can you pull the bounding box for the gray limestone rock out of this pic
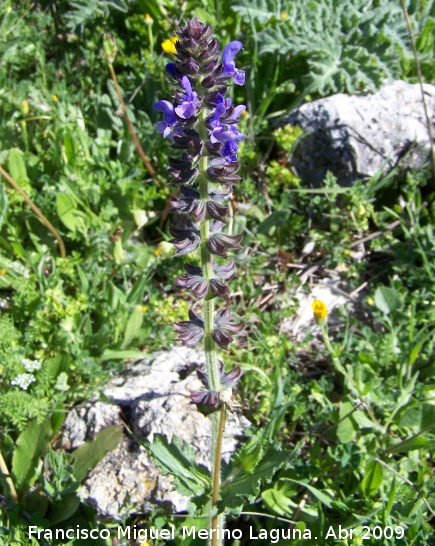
[286,80,435,186]
[62,347,249,518]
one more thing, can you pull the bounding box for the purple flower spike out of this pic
[175,76,198,119]
[153,20,247,411]
[222,41,245,86]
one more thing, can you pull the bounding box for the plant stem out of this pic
[211,408,226,546]
[0,451,18,503]
[198,113,224,544]
[0,165,66,258]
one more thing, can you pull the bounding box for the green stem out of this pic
[211,409,226,546]
[198,113,224,545]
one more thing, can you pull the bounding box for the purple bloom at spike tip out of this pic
[175,76,198,119]
[166,62,180,79]
[222,41,245,86]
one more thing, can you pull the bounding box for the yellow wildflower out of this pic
[141,305,148,313]
[0,269,6,276]
[154,247,163,256]
[312,300,328,321]
[161,37,179,55]
[22,100,29,115]
[281,11,287,19]
[52,94,58,102]
[145,13,153,23]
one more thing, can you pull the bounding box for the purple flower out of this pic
[169,222,200,256]
[222,41,245,86]
[192,363,243,414]
[210,124,244,145]
[213,308,245,350]
[175,76,198,119]
[190,390,221,415]
[197,363,243,389]
[208,231,244,258]
[177,263,230,300]
[153,100,177,137]
[222,141,239,163]
[166,62,180,79]
[174,308,204,346]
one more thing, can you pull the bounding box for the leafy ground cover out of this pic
[1,0,435,545]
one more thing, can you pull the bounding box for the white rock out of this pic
[287,80,435,185]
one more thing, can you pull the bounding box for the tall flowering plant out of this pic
[153,18,245,544]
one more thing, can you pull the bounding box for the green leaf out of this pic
[385,478,396,517]
[257,210,290,237]
[50,403,65,436]
[222,444,295,509]
[374,286,401,314]
[232,0,283,24]
[262,487,318,519]
[388,436,433,454]
[12,418,52,495]
[99,349,145,361]
[337,400,356,443]
[47,494,81,525]
[0,182,7,230]
[56,193,85,233]
[283,478,335,508]
[72,425,123,481]
[126,274,149,305]
[145,434,210,497]
[121,305,144,348]
[8,148,29,186]
[361,460,383,497]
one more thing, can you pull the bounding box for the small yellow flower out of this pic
[161,37,179,55]
[141,305,148,313]
[312,300,328,321]
[22,100,29,115]
[367,297,374,306]
[154,246,163,256]
[145,13,153,23]
[52,94,58,102]
[0,269,6,276]
[281,11,287,19]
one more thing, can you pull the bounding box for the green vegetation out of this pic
[1,0,435,544]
